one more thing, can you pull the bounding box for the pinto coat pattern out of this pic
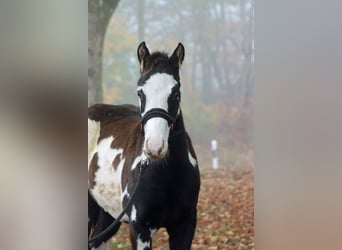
[88,42,200,250]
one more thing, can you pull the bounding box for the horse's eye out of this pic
[137,91,142,98]
[175,93,180,102]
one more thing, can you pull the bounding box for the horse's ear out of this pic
[137,41,150,73]
[170,43,185,68]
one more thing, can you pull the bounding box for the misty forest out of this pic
[89,0,254,248]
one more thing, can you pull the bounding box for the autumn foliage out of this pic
[108,166,254,250]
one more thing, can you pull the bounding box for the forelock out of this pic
[143,52,169,72]
[138,51,180,86]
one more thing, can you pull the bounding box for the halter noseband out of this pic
[140,108,176,128]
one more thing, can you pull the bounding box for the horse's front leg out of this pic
[129,219,153,250]
[88,208,121,250]
[167,216,197,250]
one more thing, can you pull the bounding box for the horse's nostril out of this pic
[144,139,165,158]
[157,140,165,156]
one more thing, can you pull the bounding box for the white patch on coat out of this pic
[177,107,181,116]
[131,204,137,223]
[131,155,143,170]
[137,234,150,250]
[88,119,100,169]
[188,151,197,167]
[138,73,178,157]
[121,184,130,202]
[141,151,148,163]
[90,136,126,219]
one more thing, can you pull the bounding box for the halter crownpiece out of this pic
[140,108,176,127]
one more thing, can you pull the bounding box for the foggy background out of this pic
[87,1,255,247]
[100,0,254,169]
[0,1,341,250]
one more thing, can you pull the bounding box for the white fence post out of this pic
[211,139,218,169]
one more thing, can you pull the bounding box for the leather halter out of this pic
[140,108,176,127]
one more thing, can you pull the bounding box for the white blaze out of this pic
[138,73,178,157]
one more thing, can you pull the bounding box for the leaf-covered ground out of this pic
[108,166,254,250]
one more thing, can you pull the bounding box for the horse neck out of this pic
[175,108,186,129]
[168,110,188,158]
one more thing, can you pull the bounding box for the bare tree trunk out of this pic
[240,0,254,108]
[88,0,120,106]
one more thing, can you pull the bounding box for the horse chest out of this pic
[131,168,197,225]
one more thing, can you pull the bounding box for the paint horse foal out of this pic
[88,42,200,250]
